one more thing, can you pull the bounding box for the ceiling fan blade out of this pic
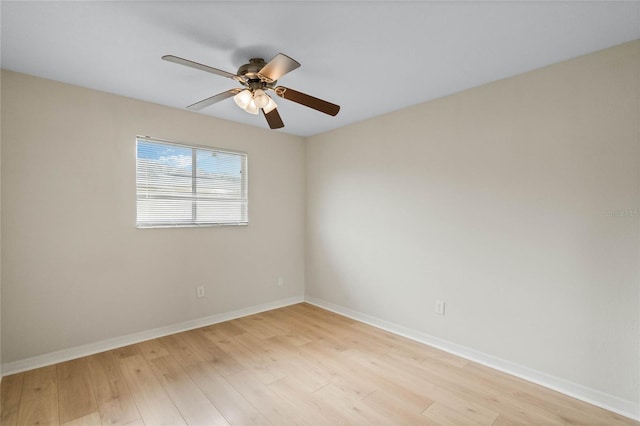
[163,55,239,80]
[263,108,285,129]
[274,86,340,116]
[258,53,301,82]
[187,89,241,111]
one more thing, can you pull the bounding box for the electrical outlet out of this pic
[277,276,284,287]
[435,300,445,315]
[196,286,205,298]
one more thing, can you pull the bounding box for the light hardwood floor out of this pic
[0,303,637,425]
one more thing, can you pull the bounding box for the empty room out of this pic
[1,1,639,425]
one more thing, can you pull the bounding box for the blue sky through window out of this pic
[137,140,242,177]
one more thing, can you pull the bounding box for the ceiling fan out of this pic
[162,53,340,130]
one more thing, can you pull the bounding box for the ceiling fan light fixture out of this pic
[233,89,252,109]
[244,98,259,115]
[263,96,278,114]
[253,89,270,109]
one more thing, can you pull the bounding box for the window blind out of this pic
[136,137,248,227]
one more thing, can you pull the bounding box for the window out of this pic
[136,137,248,227]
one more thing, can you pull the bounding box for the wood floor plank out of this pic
[21,365,57,403]
[338,348,435,412]
[158,334,203,369]
[245,334,331,393]
[252,311,312,344]
[389,340,469,369]
[85,351,140,426]
[274,368,425,425]
[136,339,170,362]
[491,415,516,426]
[268,376,353,425]
[350,320,469,368]
[16,393,59,426]
[111,345,140,360]
[296,342,379,400]
[178,329,244,377]
[288,306,397,357]
[117,354,186,426]
[60,411,102,426]
[277,309,351,352]
[381,349,563,425]
[292,304,358,330]
[360,389,436,426]
[264,335,333,389]
[348,348,497,424]
[312,382,391,425]
[258,310,312,343]
[203,329,286,385]
[1,373,25,426]
[225,370,328,425]
[223,369,283,412]
[184,361,270,426]
[375,348,545,425]
[232,314,289,340]
[202,321,246,338]
[267,306,343,343]
[149,355,229,426]
[233,331,329,392]
[264,331,312,347]
[121,420,145,426]
[57,359,99,424]
[423,401,487,425]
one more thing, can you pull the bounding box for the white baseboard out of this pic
[1,295,304,376]
[304,296,640,422]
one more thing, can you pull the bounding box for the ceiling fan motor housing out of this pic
[238,58,277,90]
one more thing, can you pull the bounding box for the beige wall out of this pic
[0,70,3,372]
[1,70,306,363]
[306,40,640,403]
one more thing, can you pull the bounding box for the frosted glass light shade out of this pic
[253,89,269,108]
[244,98,259,115]
[233,89,252,109]
[263,96,278,114]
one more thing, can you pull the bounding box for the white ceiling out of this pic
[2,1,639,137]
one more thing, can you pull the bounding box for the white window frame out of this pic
[136,136,248,228]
